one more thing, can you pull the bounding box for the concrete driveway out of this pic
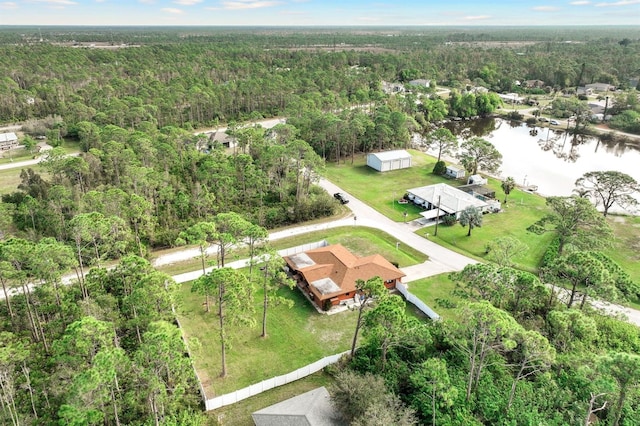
[317,178,477,282]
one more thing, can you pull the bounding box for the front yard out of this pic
[326,150,553,270]
[175,226,428,398]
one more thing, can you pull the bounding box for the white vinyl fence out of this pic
[277,239,328,257]
[396,282,441,320]
[204,350,349,411]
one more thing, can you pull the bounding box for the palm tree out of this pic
[459,206,483,236]
[501,177,516,203]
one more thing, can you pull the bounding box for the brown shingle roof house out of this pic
[284,244,405,311]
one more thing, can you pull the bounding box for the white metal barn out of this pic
[366,150,412,172]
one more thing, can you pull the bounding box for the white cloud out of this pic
[173,0,203,5]
[221,1,283,10]
[139,0,155,4]
[570,1,591,4]
[595,0,640,6]
[162,7,184,13]
[356,16,382,22]
[532,5,560,11]
[31,0,78,5]
[463,15,491,20]
[0,1,17,8]
[280,10,305,15]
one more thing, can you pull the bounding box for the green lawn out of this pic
[270,226,427,267]
[174,226,429,400]
[0,147,38,165]
[176,281,356,397]
[0,139,80,166]
[419,193,555,272]
[326,150,553,270]
[608,215,640,280]
[325,151,640,285]
[406,274,462,322]
[0,165,50,195]
[326,150,449,222]
[607,215,640,308]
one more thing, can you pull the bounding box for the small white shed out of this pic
[467,174,488,185]
[445,165,466,179]
[367,150,412,172]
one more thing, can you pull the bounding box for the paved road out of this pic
[0,157,42,171]
[153,178,477,281]
[1,118,639,326]
[150,178,640,327]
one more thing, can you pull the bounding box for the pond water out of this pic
[444,118,640,199]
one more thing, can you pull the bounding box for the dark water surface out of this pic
[445,118,640,197]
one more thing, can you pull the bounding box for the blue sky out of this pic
[1,0,639,26]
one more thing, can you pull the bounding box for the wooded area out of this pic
[1,26,639,425]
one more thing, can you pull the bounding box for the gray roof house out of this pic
[0,132,18,150]
[408,79,431,88]
[252,387,345,426]
[208,130,237,149]
[407,183,500,222]
[585,82,616,92]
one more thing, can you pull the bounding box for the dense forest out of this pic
[1,27,639,128]
[337,279,640,425]
[1,26,639,425]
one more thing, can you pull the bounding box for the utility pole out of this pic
[434,195,441,237]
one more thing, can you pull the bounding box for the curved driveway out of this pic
[316,178,477,280]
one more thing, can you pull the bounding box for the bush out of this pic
[541,235,561,267]
[506,111,523,120]
[432,160,446,175]
[323,299,333,311]
[441,215,457,226]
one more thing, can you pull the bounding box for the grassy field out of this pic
[0,165,50,195]
[176,280,356,397]
[608,215,640,280]
[175,225,430,407]
[326,150,448,222]
[607,214,640,308]
[174,225,427,398]
[0,140,80,195]
[268,226,427,267]
[326,150,553,270]
[0,147,38,164]
[419,194,555,272]
[406,274,462,322]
